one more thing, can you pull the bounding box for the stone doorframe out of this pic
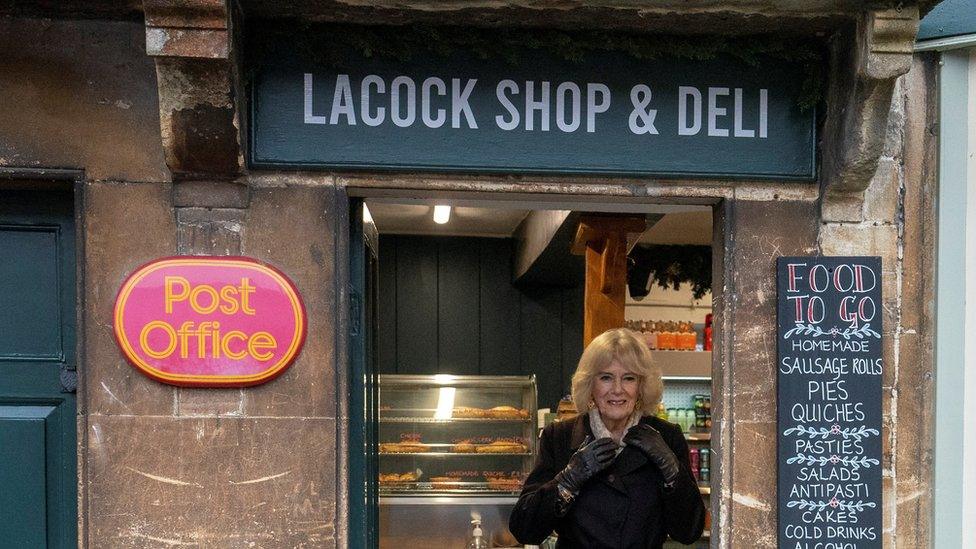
[335,175,812,547]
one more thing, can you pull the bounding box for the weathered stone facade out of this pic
[0,2,937,547]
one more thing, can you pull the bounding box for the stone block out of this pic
[727,200,818,425]
[730,328,776,424]
[863,157,901,224]
[176,207,244,255]
[83,181,178,416]
[881,398,894,468]
[241,185,338,418]
[821,191,864,223]
[894,332,932,546]
[177,387,244,416]
[86,415,337,548]
[821,17,909,196]
[882,475,896,547]
[154,58,242,177]
[146,27,229,59]
[819,223,898,260]
[143,0,227,30]
[899,207,932,334]
[882,77,906,159]
[722,199,818,547]
[0,19,169,182]
[728,421,777,548]
[881,333,896,391]
[895,473,928,547]
[173,180,250,209]
[899,57,937,336]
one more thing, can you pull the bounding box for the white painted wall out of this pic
[934,46,976,549]
[962,48,976,549]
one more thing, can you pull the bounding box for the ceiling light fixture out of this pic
[433,205,451,224]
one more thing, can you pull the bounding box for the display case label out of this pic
[113,257,306,387]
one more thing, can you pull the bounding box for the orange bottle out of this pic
[680,322,696,350]
[658,322,675,350]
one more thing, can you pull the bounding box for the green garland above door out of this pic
[627,244,712,300]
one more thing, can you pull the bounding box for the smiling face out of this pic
[591,359,640,427]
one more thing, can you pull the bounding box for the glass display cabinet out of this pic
[378,374,538,548]
[378,374,538,495]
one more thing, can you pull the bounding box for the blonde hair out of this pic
[571,328,663,416]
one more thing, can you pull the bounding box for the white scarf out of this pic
[588,408,642,454]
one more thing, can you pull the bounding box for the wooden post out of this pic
[571,215,647,347]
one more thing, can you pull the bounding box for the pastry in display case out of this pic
[377,374,537,495]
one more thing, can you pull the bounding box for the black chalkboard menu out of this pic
[777,257,882,549]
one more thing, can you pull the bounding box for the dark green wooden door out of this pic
[0,189,77,548]
[348,199,379,548]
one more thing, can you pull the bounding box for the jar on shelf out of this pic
[657,322,674,350]
[645,321,659,350]
[679,321,697,351]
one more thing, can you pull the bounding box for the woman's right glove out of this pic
[554,436,618,496]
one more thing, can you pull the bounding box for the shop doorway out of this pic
[0,186,78,548]
[346,192,718,548]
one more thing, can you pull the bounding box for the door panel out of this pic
[0,189,77,548]
[0,406,55,546]
[0,227,63,360]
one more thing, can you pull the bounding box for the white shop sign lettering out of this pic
[302,73,770,138]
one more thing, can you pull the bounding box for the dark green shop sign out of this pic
[251,51,816,179]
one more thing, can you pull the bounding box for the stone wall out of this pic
[713,54,937,549]
[0,18,168,182]
[0,13,937,549]
[0,17,345,547]
[819,55,938,548]
[81,180,342,547]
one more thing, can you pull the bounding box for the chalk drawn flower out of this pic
[831,425,841,434]
[829,497,840,508]
[829,455,840,464]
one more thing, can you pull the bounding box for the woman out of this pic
[510,328,705,548]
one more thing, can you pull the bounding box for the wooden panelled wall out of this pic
[377,235,584,411]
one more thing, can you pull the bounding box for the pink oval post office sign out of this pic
[114,257,307,387]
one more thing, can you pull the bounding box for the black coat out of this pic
[509,414,706,549]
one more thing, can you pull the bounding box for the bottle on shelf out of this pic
[465,518,488,549]
[679,321,697,351]
[645,321,658,350]
[694,394,706,431]
[656,402,668,420]
[704,313,714,351]
[657,322,672,351]
[626,318,713,351]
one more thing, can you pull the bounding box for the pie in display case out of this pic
[378,374,538,496]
